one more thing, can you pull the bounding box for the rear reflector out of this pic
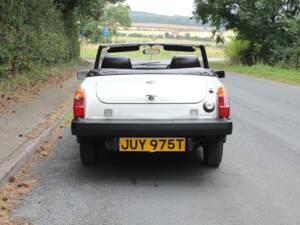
[217,87,230,118]
[73,87,85,119]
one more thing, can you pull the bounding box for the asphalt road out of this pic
[13,73,300,225]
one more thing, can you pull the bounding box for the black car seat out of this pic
[101,56,132,69]
[169,56,201,69]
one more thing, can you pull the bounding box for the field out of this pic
[81,37,226,59]
[120,23,234,41]
[131,22,206,31]
[115,36,220,47]
[81,22,229,59]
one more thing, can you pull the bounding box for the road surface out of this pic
[13,73,300,225]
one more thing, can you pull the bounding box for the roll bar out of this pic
[94,43,210,70]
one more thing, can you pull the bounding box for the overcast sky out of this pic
[126,0,194,16]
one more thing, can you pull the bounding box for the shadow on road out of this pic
[44,133,220,188]
[69,149,216,186]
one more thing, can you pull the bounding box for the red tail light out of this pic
[217,87,230,119]
[73,87,85,119]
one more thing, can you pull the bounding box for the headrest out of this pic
[101,56,132,69]
[169,56,201,69]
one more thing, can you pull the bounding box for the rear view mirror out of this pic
[77,70,89,80]
[143,48,160,55]
[215,71,226,78]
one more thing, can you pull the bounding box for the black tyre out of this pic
[79,137,98,167]
[203,140,223,168]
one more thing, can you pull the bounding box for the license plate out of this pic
[119,138,186,152]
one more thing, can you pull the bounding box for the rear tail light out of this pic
[217,87,230,119]
[73,87,85,119]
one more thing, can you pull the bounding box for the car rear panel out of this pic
[96,75,207,104]
[82,75,220,120]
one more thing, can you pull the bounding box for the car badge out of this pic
[146,95,156,101]
[146,80,155,85]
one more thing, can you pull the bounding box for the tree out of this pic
[80,3,132,43]
[271,14,300,68]
[0,0,73,76]
[54,0,123,57]
[184,33,192,40]
[105,3,131,27]
[193,0,300,65]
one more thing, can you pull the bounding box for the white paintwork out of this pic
[80,74,223,120]
[96,75,207,104]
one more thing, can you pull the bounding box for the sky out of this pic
[126,0,194,17]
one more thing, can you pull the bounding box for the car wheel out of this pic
[79,137,98,167]
[203,140,223,168]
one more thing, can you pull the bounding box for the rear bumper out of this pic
[71,118,233,137]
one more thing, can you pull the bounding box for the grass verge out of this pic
[210,61,300,86]
[0,59,89,91]
[64,111,73,124]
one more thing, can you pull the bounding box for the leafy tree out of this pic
[105,3,131,27]
[193,0,300,65]
[80,3,132,43]
[271,14,300,68]
[184,33,192,40]
[54,0,123,56]
[0,0,124,77]
[55,0,122,19]
[0,0,72,77]
[165,32,171,39]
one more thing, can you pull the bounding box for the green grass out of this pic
[0,59,89,91]
[80,49,98,59]
[64,111,73,123]
[210,61,300,86]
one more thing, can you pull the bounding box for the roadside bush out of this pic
[225,39,251,64]
[269,16,300,68]
[0,0,78,78]
[128,33,146,38]
[271,44,300,69]
[184,33,192,39]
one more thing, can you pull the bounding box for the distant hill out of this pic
[130,11,199,27]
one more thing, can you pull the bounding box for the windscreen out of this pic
[103,45,203,69]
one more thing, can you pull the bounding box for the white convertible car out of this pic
[71,43,233,167]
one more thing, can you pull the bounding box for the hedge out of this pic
[0,0,79,78]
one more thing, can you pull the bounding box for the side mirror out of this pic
[77,70,89,80]
[215,71,226,78]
